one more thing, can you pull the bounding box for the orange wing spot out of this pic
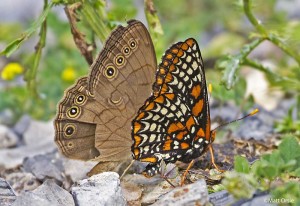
[176,131,187,140]
[157,76,164,85]
[169,64,175,72]
[171,48,179,54]
[186,39,195,47]
[166,53,173,60]
[177,49,184,57]
[181,43,189,50]
[159,67,166,75]
[165,93,175,100]
[163,139,173,151]
[196,128,205,138]
[191,85,201,99]
[192,99,204,116]
[173,57,179,64]
[186,116,196,130]
[165,73,173,83]
[163,61,169,66]
[181,142,190,149]
[161,84,168,94]
[155,95,165,104]
[140,156,158,163]
[168,122,185,134]
[133,122,142,133]
[133,135,142,147]
[133,148,140,158]
[195,128,205,141]
[145,102,155,110]
[144,100,150,107]
[136,112,145,120]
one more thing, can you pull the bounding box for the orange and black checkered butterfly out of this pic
[132,38,216,177]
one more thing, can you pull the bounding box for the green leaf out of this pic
[262,151,284,167]
[217,39,262,89]
[278,136,300,162]
[222,171,257,199]
[0,2,54,57]
[253,158,279,179]
[271,182,300,204]
[234,156,250,174]
[293,167,300,177]
[261,164,278,179]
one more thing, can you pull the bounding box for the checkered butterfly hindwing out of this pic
[132,38,216,177]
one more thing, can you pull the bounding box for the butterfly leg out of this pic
[209,144,225,172]
[120,160,135,179]
[180,159,195,186]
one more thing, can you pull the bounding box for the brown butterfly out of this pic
[54,20,157,173]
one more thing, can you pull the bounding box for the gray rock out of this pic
[63,159,97,182]
[13,115,31,138]
[0,177,16,206]
[0,119,56,168]
[152,179,209,206]
[0,109,14,126]
[3,172,40,195]
[12,179,75,206]
[239,193,272,206]
[71,172,126,206]
[210,102,240,123]
[209,190,235,206]
[0,125,18,148]
[209,190,273,206]
[23,153,64,182]
[23,119,54,147]
[233,106,274,140]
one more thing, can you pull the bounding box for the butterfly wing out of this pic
[55,20,156,162]
[55,77,100,160]
[132,38,211,176]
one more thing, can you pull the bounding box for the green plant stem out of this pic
[144,0,163,45]
[25,0,48,98]
[267,34,300,65]
[243,0,267,36]
[243,0,300,65]
[242,58,296,84]
[81,1,110,42]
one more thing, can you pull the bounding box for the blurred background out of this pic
[0,0,299,130]
[0,1,299,203]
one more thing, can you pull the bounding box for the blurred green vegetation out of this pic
[0,0,299,128]
[222,135,300,204]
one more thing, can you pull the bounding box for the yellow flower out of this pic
[1,62,24,80]
[62,66,77,82]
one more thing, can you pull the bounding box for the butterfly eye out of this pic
[64,124,76,137]
[67,106,80,118]
[129,39,137,49]
[104,66,116,79]
[75,94,86,105]
[123,47,130,55]
[115,55,125,66]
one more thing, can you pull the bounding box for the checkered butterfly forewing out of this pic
[132,38,213,176]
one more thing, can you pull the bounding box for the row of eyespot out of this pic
[104,39,138,79]
[63,39,138,137]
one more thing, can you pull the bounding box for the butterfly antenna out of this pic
[212,108,259,132]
